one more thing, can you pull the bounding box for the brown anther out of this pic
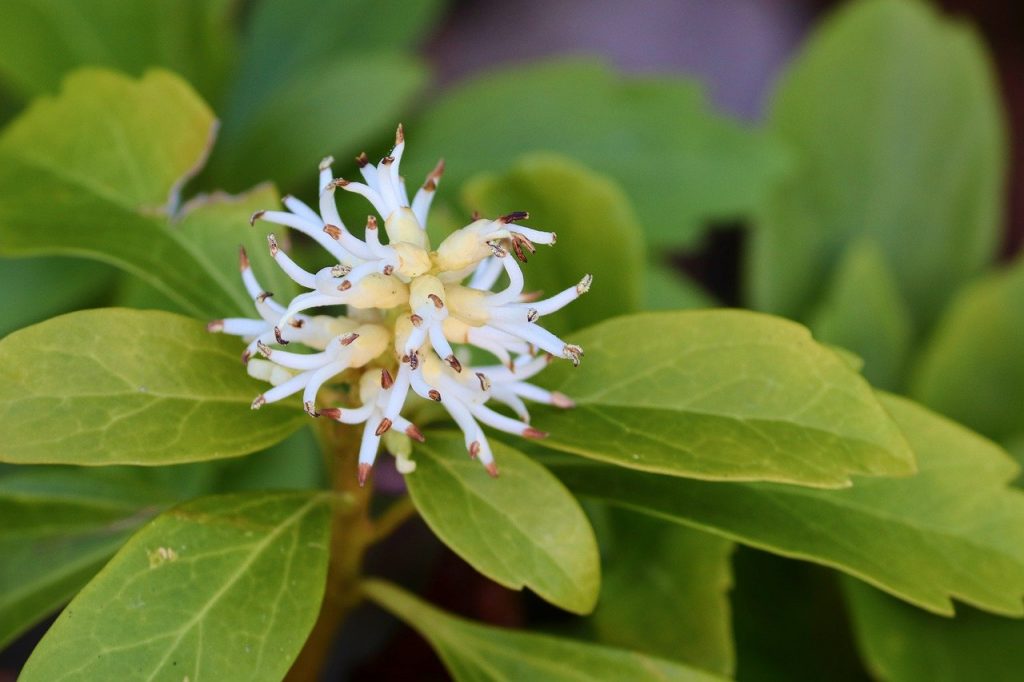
[523,427,548,439]
[331,264,350,277]
[375,418,393,437]
[485,462,500,478]
[241,350,252,365]
[340,332,359,346]
[511,238,528,263]
[206,320,224,333]
[476,372,491,391]
[383,264,394,276]
[366,215,378,230]
[410,314,423,327]
[324,224,342,239]
[381,156,394,165]
[338,280,352,291]
[500,211,529,224]
[328,178,349,189]
[381,368,394,389]
[248,211,265,227]
[487,240,507,258]
[355,152,369,168]
[357,463,371,487]
[551,391,575,409]
[577,273,593,294]
[429,158,445,180]
[239,246,250,270]
[290,318,305,328]
[564,344,583,367]
[319,156,334,171]
[267,234,279,256]
[471,210,481,221]
[256,341,273,358]
[407,353,420,370]
[395,123,405,144]
[445,355,463,373]
[320,407,342,420]
[256,291,273,303]
[303,401,319,417]
[526,308,539,323]
[427,293,444,309]
[274,327,289,345]
[428,389,441,402]
[251,395,266,410]
[406,424,425,442]
[469,441,480,459]
[423,178,437,192]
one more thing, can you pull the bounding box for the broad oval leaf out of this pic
[0,69,255,318]
[411,59,790,246]
[532,310,915,487]
[409,432,600,615]
[21,492,332,682]
[911,258,1024,442]
[461,154,645,335]
[0,309,305,465]
[749,0,1006,328]
[546,394,1024,616]
[364,579,723,682]
[0,468,165,648]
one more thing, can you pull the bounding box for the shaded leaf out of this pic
[411,59,790,246]
[592,510,735,675]
[0,257,115,337]
[911,258,1024,442]
[749,0,1006,328]
[0,69,255,318]
[844,578,1024,682]
[461,154,645,334]
[0,468,165,648]
[544,393,1024,616]
[409,432,600,615]
[21,492,331,682]
[0,0,236,103]
[808,239,912,390]
[364,579,724,681]
[532,311,915,487]
[0,309,305,465]
[645,263,715,311]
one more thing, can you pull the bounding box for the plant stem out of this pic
[368,495,418,545]
[285,421,374,681]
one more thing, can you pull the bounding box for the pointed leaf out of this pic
[409,432,600,615]
[0,69,257,318]
[749,0,1006,327]
[411,59,790,245]
[364,579,724,682]
[911,258,1024,441]
[20,492,331,682]
[461,154,645,334]
[0,309,305,465]
[532,311,915,487]
[546,394,1024,616]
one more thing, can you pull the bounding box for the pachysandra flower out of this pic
[210,125,589,485]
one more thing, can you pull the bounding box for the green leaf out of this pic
[208,54,429,192]
[0,69,256,318]
[532,311,915,487]
[545,393,1024,616]
[749,0,1006,327]
[591,510,735,675]
[0,309,305,465]
[20,492,331,682]
[807,239,913,390]
[844,578,1024,682]
[0,257,115,337]
[364,579,724,681]
[0,468,166,649]
[911,259,1024,442]
[411,59,790,246]
[645,263,715,311]
[0,0,236,103]
[461,154,645,334]
[408,431,600,615]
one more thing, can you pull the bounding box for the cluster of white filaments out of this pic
[210,125,589,485]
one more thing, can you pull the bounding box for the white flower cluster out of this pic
[210,126,589,485]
